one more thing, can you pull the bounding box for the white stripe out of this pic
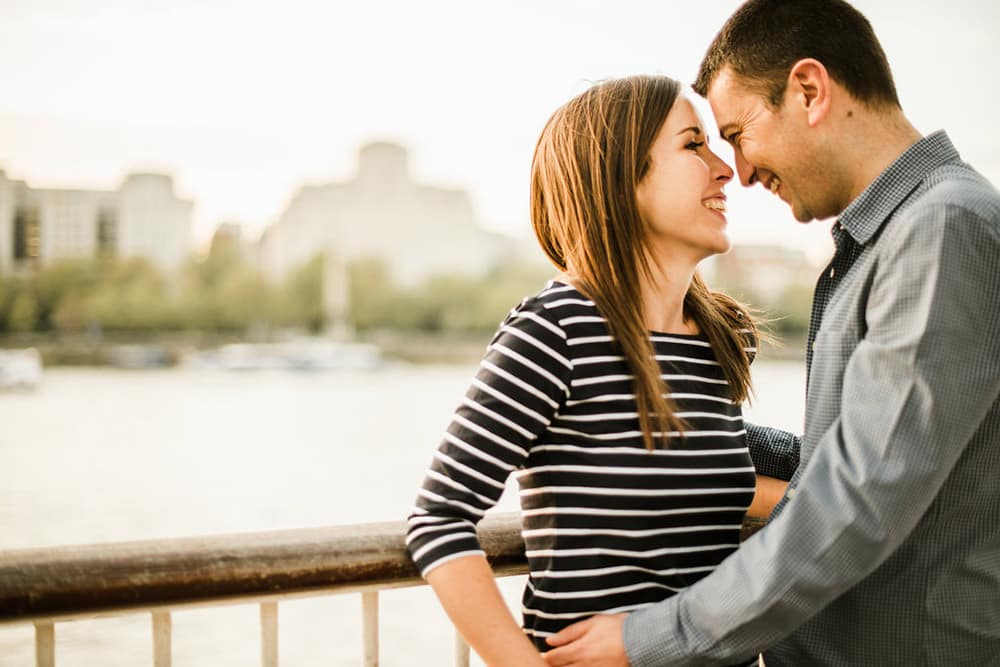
[417,488,487,518]
[529,563,717,579]
[546,297,595,308]
[524,580,681,599]
[567,335,614,346]
[530,444,749,457]
[565,392,736,407]
[525,543,738,559]
[557,411,741,423]
[481,359,560,410]
[516,464,754,477]
[674,411,744,421]
[573,355,625,366]
[522,628,555,638]
[521,505,749,518]
[405,519,470,544]
[491,342,568,394]
[434,450,506,490]
[513,310,567,339]
[654,355,720,366]
[539,283,577,297]
[471,378,550,425]
[571,373,729,387]
[571,373,633,387]
[462,397,537,440]
[650,335,712,347]
[519,485,755,498]
[546,426,746,440]
[559,315,605,326]
[443,432,516,473]
[499,324,572,369]
[522,524,739,539]
[662,374,729,385]
[453,414,529,458]
[523,603,648,620]
[410,530,477,563]
[426,469,497,507]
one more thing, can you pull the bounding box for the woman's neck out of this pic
[640,261,697,335]
[559,253,698,335]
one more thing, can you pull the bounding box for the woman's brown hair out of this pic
[530,74,757,450]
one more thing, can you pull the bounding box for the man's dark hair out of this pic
[693,0,900,109]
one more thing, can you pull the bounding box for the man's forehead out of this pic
[706,68,760,133]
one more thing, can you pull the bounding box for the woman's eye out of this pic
[685,141,705,150]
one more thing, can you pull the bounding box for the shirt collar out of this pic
[837,130,960,245]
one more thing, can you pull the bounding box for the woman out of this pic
[406,74,784,666]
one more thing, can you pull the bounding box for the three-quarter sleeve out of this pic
[406,300,572,576]
[745,422,801,481]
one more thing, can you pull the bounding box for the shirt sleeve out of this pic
[623,200,1000,665]
[406,299,572,576]
[744,422,800,481]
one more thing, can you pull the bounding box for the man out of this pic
[542,0,1000,665]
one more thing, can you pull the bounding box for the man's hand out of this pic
[542,613,630,666]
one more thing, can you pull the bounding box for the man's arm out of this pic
[744,422,800,481]
[617,202,1000,665]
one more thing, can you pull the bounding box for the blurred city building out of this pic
[0,170,192,275]
[257,141,516,286]
[706,244,818,300]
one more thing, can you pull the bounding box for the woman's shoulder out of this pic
[490,280,603,346]
[509,280,600,320]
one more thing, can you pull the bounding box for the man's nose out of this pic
[734,150,757,187]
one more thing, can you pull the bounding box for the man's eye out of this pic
[686,141,705,150]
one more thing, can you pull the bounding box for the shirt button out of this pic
[786,487,797,499]
[829,267,836,278]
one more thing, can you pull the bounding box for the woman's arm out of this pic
[426,555,546,667]
[747,474,788,518]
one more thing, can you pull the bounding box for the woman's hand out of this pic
[426,554,547,667]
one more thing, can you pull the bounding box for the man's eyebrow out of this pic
[717,123,738,141]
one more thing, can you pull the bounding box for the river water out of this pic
[0,360,805,666]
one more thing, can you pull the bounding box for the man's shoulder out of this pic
[916,161,1000,224]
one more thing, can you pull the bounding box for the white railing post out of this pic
[260,602,278,667]
[454,631,470,667]
[152,612,171,667]
[35,622,55,667]
[361,590,379,666]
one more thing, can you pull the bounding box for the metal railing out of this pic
[0,512,766,666]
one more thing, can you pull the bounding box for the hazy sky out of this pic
[1,0,997,259]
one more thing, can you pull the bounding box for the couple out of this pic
[407,0,1000,665]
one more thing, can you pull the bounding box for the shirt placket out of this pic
[805,223,860,391]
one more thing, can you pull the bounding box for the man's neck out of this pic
[837,109,923,211]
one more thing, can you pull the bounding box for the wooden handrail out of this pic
[0,512,766,626]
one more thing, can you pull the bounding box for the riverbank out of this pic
[0,330,806,368]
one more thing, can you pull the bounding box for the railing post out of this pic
[454,631,470,667]
[35,622,54,667]
[152,612,171,667]
[260,602,278,667]
[361,590,378,666]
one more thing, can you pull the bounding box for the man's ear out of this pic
[786,58,831,127]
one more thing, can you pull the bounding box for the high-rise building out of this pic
[258,142,515,285]
[0,170,193,275]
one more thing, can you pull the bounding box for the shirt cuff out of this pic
[623,596,686,667]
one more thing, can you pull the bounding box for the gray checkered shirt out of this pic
[623,131,1000,666]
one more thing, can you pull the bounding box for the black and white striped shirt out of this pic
[406,281,756,649]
